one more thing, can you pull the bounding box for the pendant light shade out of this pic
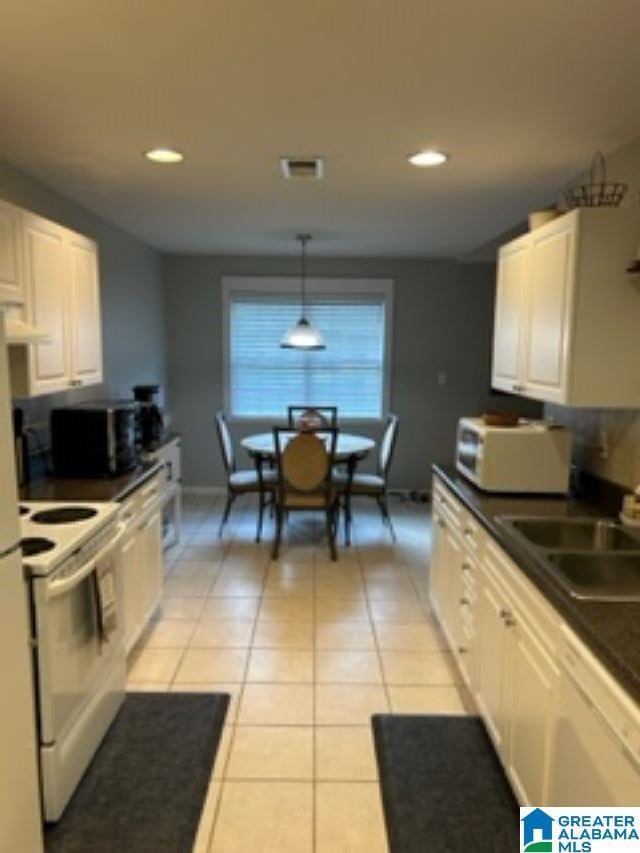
[280,234,326,350]
[280,317,325,349]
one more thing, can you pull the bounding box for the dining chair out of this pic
[271,427,340,561]
[215,411,277,541]
[287,405,338,430]
[336,413,399,544]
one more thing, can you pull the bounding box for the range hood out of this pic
[2,308,50,344]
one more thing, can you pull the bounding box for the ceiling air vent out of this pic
[280,156,325,180]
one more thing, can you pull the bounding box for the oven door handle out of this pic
[46,523,126,600]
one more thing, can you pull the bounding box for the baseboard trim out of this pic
[181,486,226,496]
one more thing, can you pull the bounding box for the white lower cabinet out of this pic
[431,475,640,806]
[549,626,640,805]
[117,474,165,654]
[119,527,142,654]
[475,563,511,754]
[505,605,559,804]
[430,483,479,691]
[138,508,163,625]
[476,547,560,805]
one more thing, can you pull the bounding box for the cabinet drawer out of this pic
[433,482,463,531]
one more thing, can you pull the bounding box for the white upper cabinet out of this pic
[491,208,640,406]
[68,232,102,386]
[492,237,528,390]
[522,217,575,402]
[7,205,103,398]
[0,200,25,305]
[23,213,71,395]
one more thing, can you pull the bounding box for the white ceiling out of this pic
[1,1,640,257]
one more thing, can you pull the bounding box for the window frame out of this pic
[222,276,394,424]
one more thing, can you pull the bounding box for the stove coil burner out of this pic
[21,537,56,557]
[31,506,98,525]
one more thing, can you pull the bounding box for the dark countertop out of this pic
[20,460,165,504]
[433,463,640,704]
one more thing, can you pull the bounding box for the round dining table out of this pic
[241,431,375,465]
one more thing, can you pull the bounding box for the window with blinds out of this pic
[227,287,389,419]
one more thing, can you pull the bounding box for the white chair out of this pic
[215,411,277,541]
[336,414,399,544]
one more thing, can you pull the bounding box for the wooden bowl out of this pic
[483,412,520,428]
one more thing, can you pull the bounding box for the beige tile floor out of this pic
[127,492,470,852]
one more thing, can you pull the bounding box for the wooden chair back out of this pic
[273,428,338,502]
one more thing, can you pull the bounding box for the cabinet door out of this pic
[23,214,71,394]
[506,615,559,805]
[492,239,528,393]
[442,528,464,651]
[68,233,102,386]
[475,566,511,752]
[429,511,448,619]
[522,221,575,402]
[0,201,25,305]
[118,532,142,655]
[140,510,164,623]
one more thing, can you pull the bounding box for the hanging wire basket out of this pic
[564,151,627,208]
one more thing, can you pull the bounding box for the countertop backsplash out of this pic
[546,403,640,490]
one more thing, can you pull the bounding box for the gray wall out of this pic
[0,160,166,434]
[163,255,540,490]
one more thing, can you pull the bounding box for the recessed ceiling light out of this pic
[408,150,449,168]
[144,147,185,164]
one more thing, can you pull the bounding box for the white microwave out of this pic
[456,417,572,494]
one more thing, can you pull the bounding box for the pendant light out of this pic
[280,233,326,350]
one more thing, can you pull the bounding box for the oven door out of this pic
[33,526,125,746]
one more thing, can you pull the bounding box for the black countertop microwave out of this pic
[51,401,140,477]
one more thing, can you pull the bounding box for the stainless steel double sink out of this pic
[498,516,640,602]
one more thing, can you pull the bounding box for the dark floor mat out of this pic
[45,692,229,853]
[372,714,519,853]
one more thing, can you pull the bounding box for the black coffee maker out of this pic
[133,385,165,449]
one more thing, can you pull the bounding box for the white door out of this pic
[443,528,463,651]
[475,567,511,752]
[68,233,102,386]
[119,531,142,654]
[506,615,559,804]
[140,509,164,624]
[0,201,25,306]
[523,220,575,402]
[23,213,71,394]
[550,672,640,805]
[429,510,449,622]
[492,238,528,393]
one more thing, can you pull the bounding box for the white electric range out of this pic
[20,500,127,822]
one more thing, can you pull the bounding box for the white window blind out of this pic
[228,291,388,419]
